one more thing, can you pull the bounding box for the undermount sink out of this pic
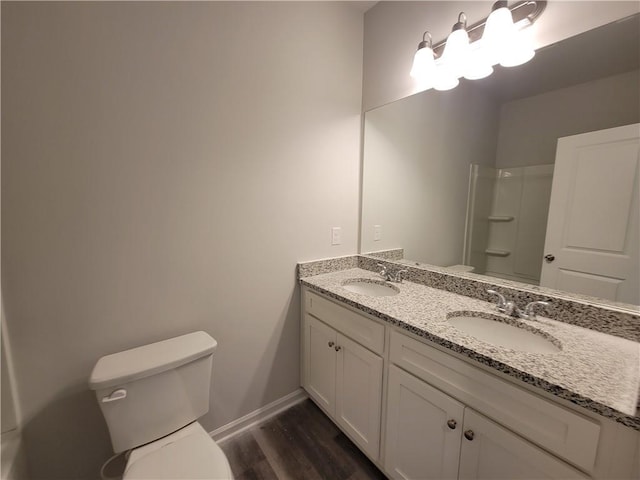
[447,313,561,354]
[341,279,400,297]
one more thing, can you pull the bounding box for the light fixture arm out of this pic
[431,0,546,58]
[452,12,468,32]
[417,31,433,51]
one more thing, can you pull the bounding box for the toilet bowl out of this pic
[89,331,233,479]
[124,422,232,479]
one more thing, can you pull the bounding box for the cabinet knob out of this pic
[334,345,341,352]
[447,419,457,430]
[328,341,335,348]
[464,430,475,441]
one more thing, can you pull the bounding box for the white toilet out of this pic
[89,331,233,479]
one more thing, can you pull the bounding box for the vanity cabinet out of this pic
[300,286,639,480]
[304,314,337,413]
[385,365,464,479]
[302,291,384,460]
[458,409,587,480]
[385,365,587,479]
[387,330,600,475]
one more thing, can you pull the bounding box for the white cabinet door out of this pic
[303,314,337,415]
[335,333,383,460]
[458,409,588,480]
[541,123,639,304]
[384,365,464,480]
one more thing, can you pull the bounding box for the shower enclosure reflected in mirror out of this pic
[360,14,640,306]
[464,163,553,284]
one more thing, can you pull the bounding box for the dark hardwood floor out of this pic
[219,399,388,480]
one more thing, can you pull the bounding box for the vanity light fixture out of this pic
[440,13,472,79]
[411,31,459,91]
[410,0,546,90]
[410,31,437,80]
[463,40,494,80]
[483,1,535,67]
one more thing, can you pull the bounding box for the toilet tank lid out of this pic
[89,331,217,390]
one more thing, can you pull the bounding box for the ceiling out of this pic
[349,1,379,13]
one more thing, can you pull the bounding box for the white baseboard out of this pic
[210,388,308,444]
[1,430,27,480]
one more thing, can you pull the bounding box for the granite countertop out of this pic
[300,268,640,430]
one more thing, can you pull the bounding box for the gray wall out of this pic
[495,69,640,168]
[1,2,363,478]
[361,82,500,264]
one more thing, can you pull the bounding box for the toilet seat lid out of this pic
[124,422,233,479]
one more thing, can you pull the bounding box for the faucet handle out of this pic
[487,289,516,315]
[486,289,506,308]
[394,270,408,283]
[523,301,550,320]
[377,263,390,281]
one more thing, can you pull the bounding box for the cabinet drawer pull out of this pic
[447,419,457,430]
[335,345,342,351]
[328,341,335,348]
[464,429,475,441]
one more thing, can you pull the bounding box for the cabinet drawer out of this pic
[390,330,601,473]
[305,290,385,354]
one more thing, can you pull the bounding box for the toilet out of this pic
[89,331,233,479]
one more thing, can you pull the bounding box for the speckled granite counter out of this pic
[300,267,640,430]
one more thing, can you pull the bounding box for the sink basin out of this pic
[342,279,400,297]
[447,313,561,354]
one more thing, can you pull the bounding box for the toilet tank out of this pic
[89,331,217,453]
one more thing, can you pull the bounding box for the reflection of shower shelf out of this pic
[485,249,510,257]
[488,216,514,222]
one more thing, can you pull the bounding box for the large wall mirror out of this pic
[361,14,640,307]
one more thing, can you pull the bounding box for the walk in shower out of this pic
[464,163,554,285]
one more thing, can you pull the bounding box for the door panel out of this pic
[335,333,383,460]
[304,314,336,415]
[556,269,622,299]
[565,143,637,251]
[458,409,588,480]
[541,124,639,304]
[384,365,464,480]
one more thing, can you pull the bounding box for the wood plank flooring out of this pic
[219,399,387,480]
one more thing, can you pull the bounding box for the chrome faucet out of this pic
[377,264,408,283]
[377,263,393,281]
[486,290,549,321]
[486,290,517,316]
[521,301,550,321]
[394,269,408,283]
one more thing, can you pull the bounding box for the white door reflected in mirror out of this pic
[540,124,640,305]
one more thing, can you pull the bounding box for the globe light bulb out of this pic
[483,2,535,68]
[410,44,437,80]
